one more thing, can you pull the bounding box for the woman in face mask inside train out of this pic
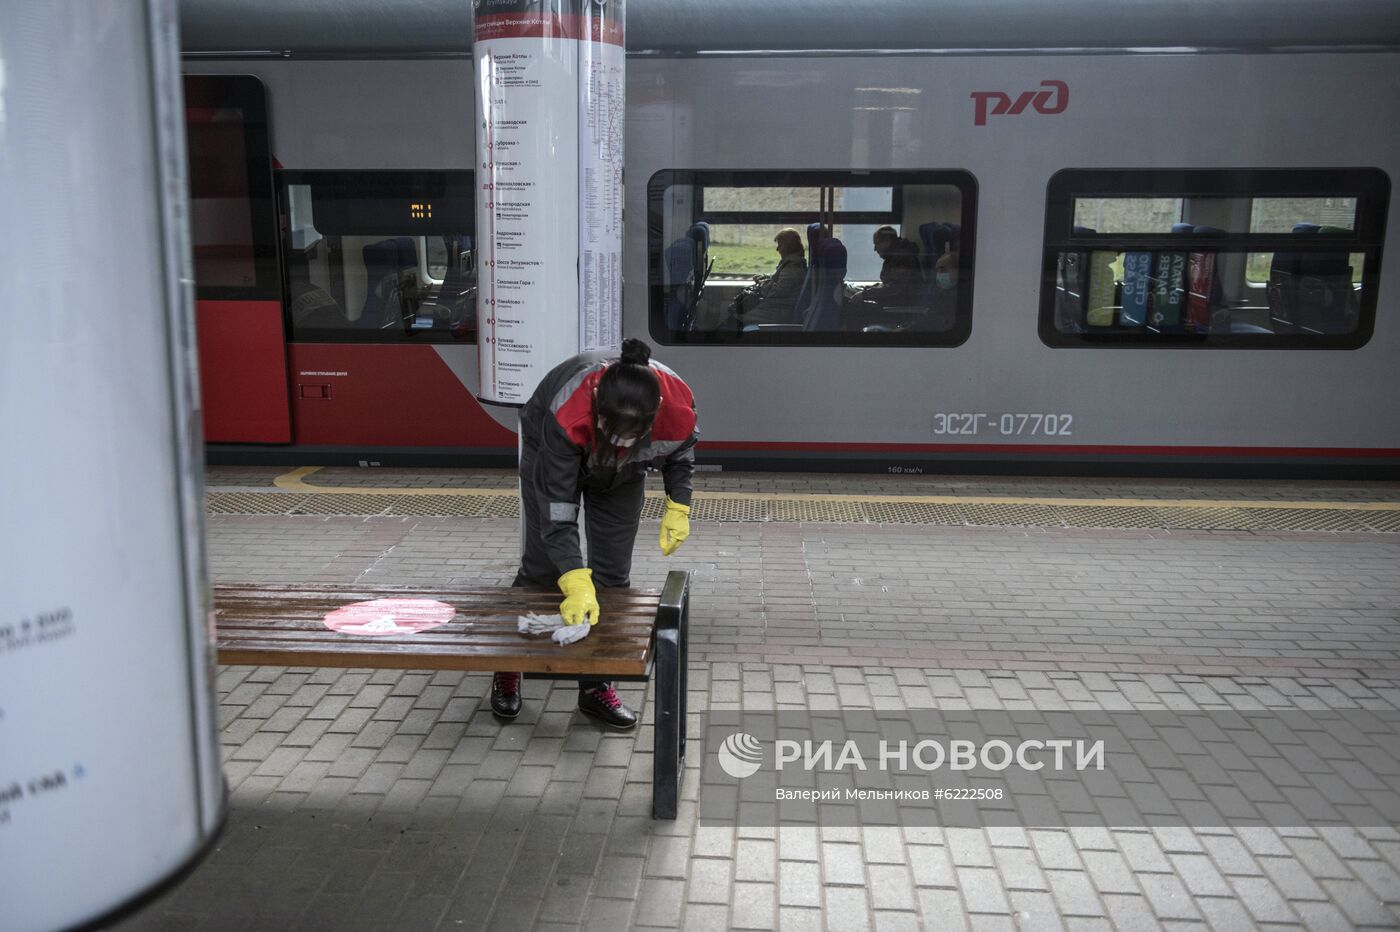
[489,338,699,728]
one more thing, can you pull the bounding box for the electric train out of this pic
[179,0,1400,476]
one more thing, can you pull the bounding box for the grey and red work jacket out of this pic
[518,350,699,575]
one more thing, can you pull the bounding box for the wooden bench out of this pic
[213,570,690,819]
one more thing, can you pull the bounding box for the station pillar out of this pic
[473,0,626,403]
[0,2,225,929]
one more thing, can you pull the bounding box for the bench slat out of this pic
[218,642,647,674]
[215,619,657,635]
[214,627,656,652]
[215,585,660,605]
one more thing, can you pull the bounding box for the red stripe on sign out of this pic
[475,12,624,45]
[697,441,1400,459]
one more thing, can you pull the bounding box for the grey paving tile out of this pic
[1073,849,1140,901]
[826,885,875,932]
[908,843,956,887]
[1136,873,1200,921]
[1046,869,1105,918]
[1007,890,1066,932]
[730,881,778,930]
[867,864,917,911]
[958,866,1012,915]
[687,857,735,905]
[1101,893,1163,932]
[872,911,922,932]
[778,906,825,932]
[581,895,635,927]
[823,842,868,886]
[681,902,732,932]
[918,887,972,930]
[634,877,687,928]
[734,838,777,883]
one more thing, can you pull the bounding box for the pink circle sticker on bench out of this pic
[323,599,456,636]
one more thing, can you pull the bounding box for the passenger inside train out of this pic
[847,228,926,318]
[870,224,922,285]
[718,227,809,328]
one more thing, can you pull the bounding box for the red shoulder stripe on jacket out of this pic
[651,369,697,441]
[553,369,604,448]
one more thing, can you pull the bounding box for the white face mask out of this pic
[598,418,638,448]
[936,272,954,290]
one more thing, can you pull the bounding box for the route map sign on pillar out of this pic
[474,0,626,405]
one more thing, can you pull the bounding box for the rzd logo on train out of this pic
[970,80,1068,126]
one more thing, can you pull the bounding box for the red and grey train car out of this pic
[180,0,1400,476]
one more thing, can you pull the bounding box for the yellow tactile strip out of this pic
[200,467,1400,532]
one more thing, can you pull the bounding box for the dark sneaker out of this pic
[491,671,522,719]
[578,685,638,730]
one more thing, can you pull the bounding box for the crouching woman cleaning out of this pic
[490,338,699,729]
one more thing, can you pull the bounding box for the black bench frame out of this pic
[521,570,689,818]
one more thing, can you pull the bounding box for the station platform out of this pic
[121,467,1400,931]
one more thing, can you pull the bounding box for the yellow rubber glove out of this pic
[558,567,600,626]
[660,497,691,556]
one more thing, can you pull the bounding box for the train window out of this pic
[277,171,476,344]
[1041,169,1389,349]
[184,76,279,300]
[648,170,977,346]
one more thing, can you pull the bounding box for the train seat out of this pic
[289,280,345,329]
[662,236,696,330]
[788,222,827,325]
[662,222,712,331]
[663,222,711,331]
[1268,222,1357,334]
[688,222,712,324]
[360,238,419,330]
[688,222,711,276]
[802,237,848,331]
[1181,224,1232,333]
[918,222,952,278]
[390,236,417,267]
[439,235,473,294]
[1054,225,1097,332]
[917,222,954,304]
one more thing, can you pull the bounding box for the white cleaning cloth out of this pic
[517,612,592,645]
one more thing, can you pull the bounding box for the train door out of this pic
[184,75,290,442]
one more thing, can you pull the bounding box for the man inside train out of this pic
[872,225,920,285]
[849,248,924,320]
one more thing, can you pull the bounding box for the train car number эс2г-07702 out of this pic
[931,413,1075,437]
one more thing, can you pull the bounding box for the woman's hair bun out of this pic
[619,338,652,367]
